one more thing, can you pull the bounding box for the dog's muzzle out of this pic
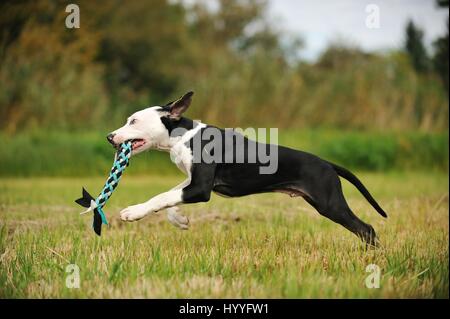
[107,133,115,145]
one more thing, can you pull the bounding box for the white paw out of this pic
[167,207,189,230]
[120,203,149,222]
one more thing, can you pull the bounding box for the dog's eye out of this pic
[129,119,137,125]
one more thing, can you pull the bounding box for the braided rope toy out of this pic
[75,142,132,235]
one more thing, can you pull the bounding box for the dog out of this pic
[108,91,387,245]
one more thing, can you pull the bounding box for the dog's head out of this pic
[107,91,193,155]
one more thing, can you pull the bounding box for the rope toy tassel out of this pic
[75,142,132,236]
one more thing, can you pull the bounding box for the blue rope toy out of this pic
[75,142,132,236]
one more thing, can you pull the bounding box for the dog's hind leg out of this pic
[166,206,189,230]
[303,174,378,246]
[312,198,378,247]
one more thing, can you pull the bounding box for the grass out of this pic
[0,130,448,176]
[0,171,448,298]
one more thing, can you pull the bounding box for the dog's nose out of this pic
[107,133,116,145]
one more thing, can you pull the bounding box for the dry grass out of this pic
[0,172,448,298]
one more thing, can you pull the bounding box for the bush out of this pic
[0,130,447,177]
[316,131,449,171]
[0,131,179,177]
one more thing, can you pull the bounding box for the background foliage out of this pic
[0,1,448,299]
[0,0,448,174]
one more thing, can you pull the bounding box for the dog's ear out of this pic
[165,91,193,120]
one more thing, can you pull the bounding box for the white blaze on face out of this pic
[111,107,170,155]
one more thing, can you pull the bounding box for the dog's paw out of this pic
[167,207,189,230]
[120,204,149,222]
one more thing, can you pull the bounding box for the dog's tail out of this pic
[328,162,388,218]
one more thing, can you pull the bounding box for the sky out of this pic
[267,0,449,61]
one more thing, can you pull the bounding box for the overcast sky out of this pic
[267,0,449,61]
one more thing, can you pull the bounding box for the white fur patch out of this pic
[115,110,206,223]
[170,122,206,175]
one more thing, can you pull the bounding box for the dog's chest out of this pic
[170,142,193,175]
[168,122,205,175]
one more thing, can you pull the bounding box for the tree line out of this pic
[0,0,448,133]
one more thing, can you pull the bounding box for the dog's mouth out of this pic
[114,139,147,151]
[129,139,146,151]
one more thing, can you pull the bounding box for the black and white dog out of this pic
[108,91,387,246]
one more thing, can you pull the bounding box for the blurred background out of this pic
[0,0,448,176]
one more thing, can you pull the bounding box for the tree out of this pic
[405,20,430,73]
[432,0,449,94]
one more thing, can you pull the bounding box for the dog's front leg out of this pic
[166,206,189,229]
[120,159,194,224]
[120,189,183,222]
[165,179,191,229]
[121,162,216,223]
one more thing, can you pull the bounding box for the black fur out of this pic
[159,113,387,246]
[159,115,196,135]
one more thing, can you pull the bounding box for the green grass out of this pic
[0,130,448,176]
[0,171,448,298]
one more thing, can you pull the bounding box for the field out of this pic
[0,171,448,298]
[1,0,448,302]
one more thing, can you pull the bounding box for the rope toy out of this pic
[75,142,132,235]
